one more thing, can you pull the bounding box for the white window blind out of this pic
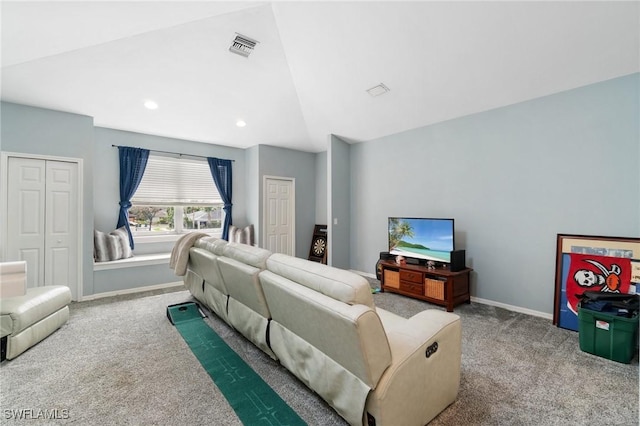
[132,155,221,206]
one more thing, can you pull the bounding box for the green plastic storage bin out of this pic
[578,305,639,364]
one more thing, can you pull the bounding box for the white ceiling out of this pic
[2,1,638,153]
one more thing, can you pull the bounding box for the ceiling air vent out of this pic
[366,83,390,97]
[229,33,258,58]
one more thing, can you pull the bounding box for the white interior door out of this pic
[264,177,295,255]
[45,160,78,294]
[7,157,46,289]
[5,156,79,299]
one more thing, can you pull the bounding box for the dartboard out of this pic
[312,236,326,256]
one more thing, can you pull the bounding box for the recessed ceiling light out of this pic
[236,120,246,128]
[144,100,158,110]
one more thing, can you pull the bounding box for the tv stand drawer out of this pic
[400,270,423,284]
[400,281,423,295]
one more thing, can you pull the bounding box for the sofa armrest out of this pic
[366,309,462,426]
[0,261,27,298]
[379,308,460,342]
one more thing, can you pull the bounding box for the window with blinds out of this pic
[132,155,221,205]
[129,155,224,238]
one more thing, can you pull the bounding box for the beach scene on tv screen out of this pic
[389,218,453,263]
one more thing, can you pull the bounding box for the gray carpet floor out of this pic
[0,284,638,425]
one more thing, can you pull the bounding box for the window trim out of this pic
[132,229,223,244]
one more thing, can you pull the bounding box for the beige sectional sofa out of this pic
[180,237,462,426]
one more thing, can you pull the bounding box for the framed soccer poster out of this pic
[553,234,640,331]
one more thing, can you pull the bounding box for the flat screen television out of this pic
[388,217,455,263]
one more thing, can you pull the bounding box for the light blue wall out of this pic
[93,264,181,294]
[1,102,95,298]
[244,145,260,239]
[315,151,327,224]
[255,144,317,258]
[329,135,351,269]
[349,73,640,315]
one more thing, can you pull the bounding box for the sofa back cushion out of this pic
[266,253,375,309]
[194,237,228,256]
[260,270,391,388]
[188,247,227,295]
[217,243,272,319]
[222,242,271,269]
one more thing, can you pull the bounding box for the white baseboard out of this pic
[470,296,553,320]
[351,269,553,320]
[80,281,184,301]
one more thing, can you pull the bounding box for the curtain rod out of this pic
[111,145,234,162]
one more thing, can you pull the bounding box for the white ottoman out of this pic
[0,286,71,360]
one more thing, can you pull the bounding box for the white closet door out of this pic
[45,160,78,294]
[7,157,46,289]
[6,157,79,298]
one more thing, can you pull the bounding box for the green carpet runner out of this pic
[167,302,307,426]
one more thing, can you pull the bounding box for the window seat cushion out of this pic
[93,253,170,271]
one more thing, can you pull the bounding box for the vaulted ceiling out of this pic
[2,1,638,153]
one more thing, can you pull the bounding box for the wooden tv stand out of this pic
[379,260,472,312]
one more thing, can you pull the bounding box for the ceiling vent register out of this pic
[229,33,259,57]
[366,83,390,97]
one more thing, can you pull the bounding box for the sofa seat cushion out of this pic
[266,253,375,308]
[0,286,72,336]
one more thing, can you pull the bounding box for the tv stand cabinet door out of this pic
[449,273,470,310]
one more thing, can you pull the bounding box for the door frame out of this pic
[1,151,84,300]
[262,175,295,256]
